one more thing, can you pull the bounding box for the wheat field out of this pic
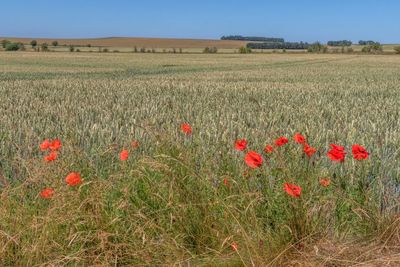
[0,52,399,266]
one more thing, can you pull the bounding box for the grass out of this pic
[0,52,399,265]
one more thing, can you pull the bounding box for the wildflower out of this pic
[294,133,306,144]
[44,151,58,162]
[40,139,51,151]
[49,139,62,151]
[223,178,229,186]
[264,145,274,153]
[181,123,192,135]
[234,139,247,151]
[284,183,302,198]
[245,151,263,168]
[352,144,369,160]
[303,144,317,158]
[231,242,238,251]
[275,136,289,147]
[327,144,346,162]
[65,172,82,186]
[40,188,54,199]
[120,149,129,161]
[320,178,331,187]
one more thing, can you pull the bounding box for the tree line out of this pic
[221,35,284,42]
[247,41,310,50]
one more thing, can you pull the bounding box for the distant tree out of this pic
[394,46,400,54]
[172,48,176,53]
[87,44,91,47]
[102,48,109,52]
[69,45,75,52]
[247,41,309,50]
[134,46,138,53]
[221,35,284,42]
[361,43,383,54]
[179,48,183,53]
[1,39,11,48]
[307,42,327,53]
[41,43,49,52]
[359,40,380,46]
[76,49,81,52]
[327,40,352,46]
[52,41,58,47]
[30,40,37,48]
[140,47,146,53]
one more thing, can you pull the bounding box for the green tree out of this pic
[239,46,252,54]
[52,41,58,47]
[41,43,49,52]
[30,40,37,48]
[69,45,75,52]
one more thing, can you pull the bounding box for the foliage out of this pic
[69,45,75,52]
[1,39,11,48]
[30,40,37,48]
[359,40,380,45]
[52,41,58,46]
[394,46,400,54]
[41,43,49,51]
[221,35,284,42]
[247,41,309,50]
[239,46,252,53]
[327,40,352,46]
[307,42,328,53]
[5,42,24,51]
[361,43,383,54]
[203,47,218,53]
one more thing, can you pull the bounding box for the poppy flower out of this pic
[234,139,247,151]
[49,139,62,151]
[320,178,331,187]
[40,139,51,151]
[44,151,58,162]
[352,144,369,160]
[181,123,192,135]
[65,172,82,186]
[294,133,306,144]
[327,144,346,162]
[231,242,238,251]
[223,178,229,186]
[303,144,317,158]
[264,145,274,153]
[244,151,263,168]
[120,149,129,161]
[275,136,289,147]
[131,140,139,149]
[284,183,302,198]
[40,188,54,199]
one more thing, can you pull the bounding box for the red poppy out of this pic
[181,123,192,135]
[40,188,54,199]
[264,145,274,153]
[65,172,82,186]
[49,139,62,151]
[231,242,238,251]
[223,178,229,186]
[40,139,51,151]
[284,183,302,198]
[275,136,289,147]
[352,144,369,160]
[294,133,306,144]
[234,139,247,151]
[303,144,317,158]
[120,149,129,161]
[44,151,58,162]
[320,178,331,187]
[245,151,263,168]
[327,144,346,162]
[131,140,139,149]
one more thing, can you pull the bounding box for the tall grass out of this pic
[0,52,399,265]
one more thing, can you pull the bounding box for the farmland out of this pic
[0,52,400,265]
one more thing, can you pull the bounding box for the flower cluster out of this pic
[40,139,62,162]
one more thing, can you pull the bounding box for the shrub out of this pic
[76,49,81,52]
[140,47,146,53]
[52,41,58,47]
[307,42,327,53]
[5,42,22,51]
[41,43,49,52]
[102,48,109,52]
[87,44,91,48]
[361,43,383,54]
[69,46,75,52]
[394,46,400,54]
[203,47,218,53]
[1,39,11,48]
[239,46,252,54]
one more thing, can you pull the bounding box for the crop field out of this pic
[0,52,400,266]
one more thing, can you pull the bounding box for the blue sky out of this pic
[1,0,399,43]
